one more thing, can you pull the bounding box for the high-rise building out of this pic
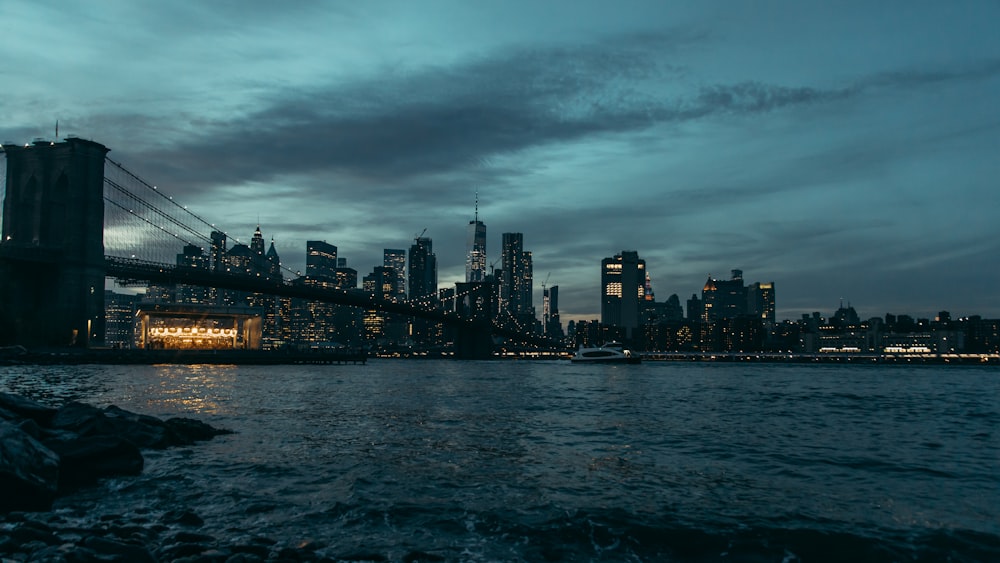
[500,232,534,328]
[701,269,748,324]
[601,251,645,339]
[543,285,563,337]
[409,236,438,345]
[383,248,406,300]
[748,281,776,328]
[409,237,437,305]
[306,241,338,281]
[176,244,210,304]
[466,196,487,282]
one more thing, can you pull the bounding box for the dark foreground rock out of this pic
[0,392,232,512]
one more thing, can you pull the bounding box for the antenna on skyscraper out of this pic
[474,189,479,222]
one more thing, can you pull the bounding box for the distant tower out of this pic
[409,236,437,304]
[466,192,487,282]
[500,232,534,327]
[306,240,338,281]
[0,138,109,347]
[383,248,406,300]
[601,251,645,339]
[409,235,437,344]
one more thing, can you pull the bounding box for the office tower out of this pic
[337,257,347,268]
[383,248,407,300]
[362,266,398,342]
[466,196,487,282]
[409,236,438,344]
[210,231,227,272]
[500,232,534,328]
[601,251,645,339]
[701,269,748,324]
[687,294,702,322]
[543,285,563,337]
[306,241,338,281]
[748,281,776,327]
[104,290,139,349]
[408,236,437,304]
[176,244,210,304]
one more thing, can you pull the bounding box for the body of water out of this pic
[2,360,997,561]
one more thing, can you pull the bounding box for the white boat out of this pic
[570,342,641,363]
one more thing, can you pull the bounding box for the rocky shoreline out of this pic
[0,392,378,563]
[0,392,446,562]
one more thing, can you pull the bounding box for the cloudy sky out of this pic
[2,1,999,322]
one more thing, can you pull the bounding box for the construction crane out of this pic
[414,228,426,241]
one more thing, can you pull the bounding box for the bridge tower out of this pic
[0,138,109,347]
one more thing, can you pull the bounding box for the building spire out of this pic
[474,189,479,222]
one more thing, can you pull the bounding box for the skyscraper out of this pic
[748,281,776,328]
[383,248,406,300]
[500,232,534,328]
[466,196,487,282]
[543,285,563,337]
[409,236,437,345]
[601,251,645,339]
[306,241,338,281]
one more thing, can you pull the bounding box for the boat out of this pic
[570,342,641,364]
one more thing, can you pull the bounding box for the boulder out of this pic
[0,420,60,512]
[44,435,144,490]
[48,401,116,436]
[166,417,233,445]
[0,392,57,425]
[104,405,173,449]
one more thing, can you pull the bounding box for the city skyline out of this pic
[2,1,999,322]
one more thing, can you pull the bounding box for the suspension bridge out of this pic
[0,138,566,359]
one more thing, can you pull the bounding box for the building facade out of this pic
[601,251,645,340]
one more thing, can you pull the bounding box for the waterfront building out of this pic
[104,290,140,348]
[601,251,646,340]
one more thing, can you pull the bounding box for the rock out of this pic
[104,405,174,449]
[163,509,205,527]
[81,535,157,563]
[0,392,57,425]
[165,417,233,445]
[0,420,60,512]
[44,435,143,490]
[48,402,116,436]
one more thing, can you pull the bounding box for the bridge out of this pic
[0,138,566,359]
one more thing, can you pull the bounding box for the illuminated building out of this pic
[307,240,338,281]
[748,281,776,328]
[104,290,139,348]
[500,233,534,329]
[362,266,399,342]
[135,304,262,350]
[466,196,487,282]
[383,248,406,300]
[176,244,211,305]
[601,251,645,339]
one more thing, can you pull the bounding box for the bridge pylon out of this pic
[0,138,109,347]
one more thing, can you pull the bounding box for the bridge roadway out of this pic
[105,256,566,353]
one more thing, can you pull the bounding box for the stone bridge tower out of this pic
[0,138,109,347]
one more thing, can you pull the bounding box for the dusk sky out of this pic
[2,1,999,323]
